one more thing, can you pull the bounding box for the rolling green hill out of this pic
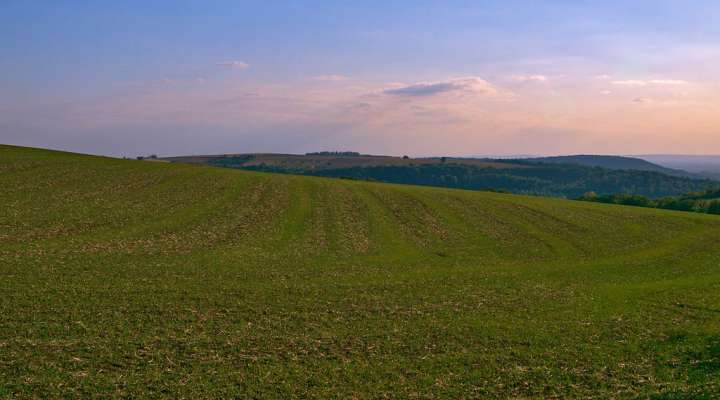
[2,144,720,398]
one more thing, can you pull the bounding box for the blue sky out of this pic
[2,1,719,156]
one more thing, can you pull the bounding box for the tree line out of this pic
[577,188,720,215]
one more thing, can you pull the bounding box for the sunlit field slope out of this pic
[1,145,719,398]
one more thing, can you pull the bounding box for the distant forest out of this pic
[577,188,720,215]
[218,159,716,199]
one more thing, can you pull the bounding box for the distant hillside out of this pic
[165,153,715,198]
[637,154,720,179]
[529,155,693,177]
[163,153,520,171]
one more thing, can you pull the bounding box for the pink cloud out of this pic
[612,79,689,86]
[511,75,549,83]
[313,75,349,81]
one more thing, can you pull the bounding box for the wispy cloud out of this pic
[383,77,499,97]
[511,75,549,83]
[612,80,648,86]
[313,74,348,81]
[612,79,689,86]
[649,79,689,85]
[384,82,457,96]
[216,60,250,69]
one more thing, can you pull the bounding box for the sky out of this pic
[1,0,720,157]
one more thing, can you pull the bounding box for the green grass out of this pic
[1,144,719,398]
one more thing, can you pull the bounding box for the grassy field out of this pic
[1,145,719,398]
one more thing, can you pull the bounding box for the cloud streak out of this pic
[384,82,457,96]
[612,79,689,86]
[511,75,549,83]
[216,61,250,69]
[383,77,499,97]
[313,74,348,81]
[649,79,689,85]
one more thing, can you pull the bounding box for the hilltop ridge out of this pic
[529,154,693,177]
